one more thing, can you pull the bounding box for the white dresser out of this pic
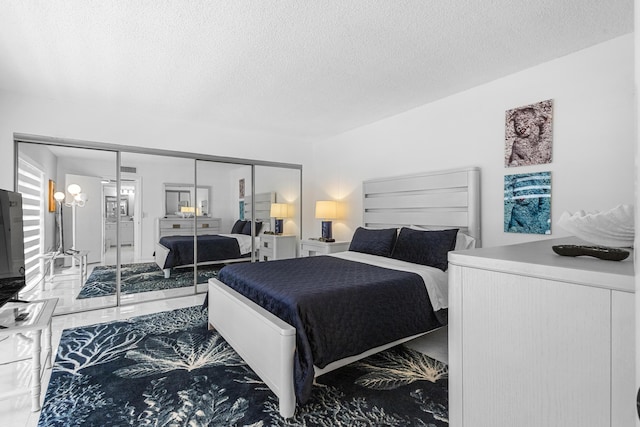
[157,217,221,239]
[448,237,635,427]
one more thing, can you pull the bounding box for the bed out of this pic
[155,232,257,278]
[154,192,275,278]
[208,167,481,417]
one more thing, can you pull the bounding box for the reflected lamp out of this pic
[180,206,200,218]
[270,203,289,234]
[315,200,337,241]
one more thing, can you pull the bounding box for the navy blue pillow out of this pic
[391,227,458,271]
[231,220,246,234]
[241,221,263,236]
[348,227,397,257]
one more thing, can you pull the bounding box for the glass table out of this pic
[0,298,58,411]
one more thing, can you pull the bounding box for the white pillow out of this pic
[455,231,476,250]
[408,225,476,250]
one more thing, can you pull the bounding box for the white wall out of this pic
[307,34,635,248]
[1,34,634,251]
[0,93,313,192]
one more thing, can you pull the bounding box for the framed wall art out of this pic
[48,180,56,212]
[504,99,553,167]
[504,171,551,234]
[239,178,245,198]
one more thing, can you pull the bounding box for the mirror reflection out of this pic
[193,161,253,291]
[17,142,118,315]
[254,165,302,261]
[15,139,302,316]
[163,183,211,217]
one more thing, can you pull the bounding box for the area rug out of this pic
[77,262,222,299]
[38,306,449,426]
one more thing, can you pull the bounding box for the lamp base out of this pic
[274,219,283,234]
[321,220,333,240]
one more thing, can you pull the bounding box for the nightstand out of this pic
[300,239,350,257]
[260,234,297,261]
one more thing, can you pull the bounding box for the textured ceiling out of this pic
[0,1,633,141]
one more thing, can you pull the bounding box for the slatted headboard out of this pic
[244,192,276,222]
[363,167,481,247]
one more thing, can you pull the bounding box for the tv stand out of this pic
[41,250,89,288]
[0,298,58,411]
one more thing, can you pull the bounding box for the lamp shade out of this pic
[67,183,82,195]
[315,200,337,219]
[53,191,66,202]
[270,203,289,218]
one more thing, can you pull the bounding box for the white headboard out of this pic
[244,192,276,222]
[362,167,481,247]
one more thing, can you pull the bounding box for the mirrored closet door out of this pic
[118,152,197,305]
[194,160,252,293]
[15,135,302,316]
[17,142,119,315]
[254,164,302,239]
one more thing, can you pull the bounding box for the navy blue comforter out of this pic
[217,255,442,404]
[159,235,242,269]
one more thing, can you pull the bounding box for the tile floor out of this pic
[0,290,206,427]
[23,246,205,317]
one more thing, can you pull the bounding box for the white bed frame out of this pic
[208,167,480,417]
[155,192,275,277]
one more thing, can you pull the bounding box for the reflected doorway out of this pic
[102,179,140,265]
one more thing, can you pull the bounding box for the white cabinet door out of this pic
[611,290,635,427]
[461,268,610,427]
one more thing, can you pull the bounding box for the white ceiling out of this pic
[0,1,633,141]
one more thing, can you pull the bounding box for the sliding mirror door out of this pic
[17,142,118,315]
[15,136,303,314]
[194,160,252,293]
[254,165,302,259]
[118,152,197,305]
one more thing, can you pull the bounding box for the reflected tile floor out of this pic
[0,293,206,427]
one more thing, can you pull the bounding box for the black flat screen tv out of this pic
[0,188,26,308]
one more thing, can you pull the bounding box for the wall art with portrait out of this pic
[504,172,551,235]
[504,99,553,167]
[239,178,245,198]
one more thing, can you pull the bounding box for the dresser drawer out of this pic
[196,219,220,235]
[260,239,275,261]
[160,222,193,232]
[157,217,221,239]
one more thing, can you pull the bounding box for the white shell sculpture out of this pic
[557,204,634,248]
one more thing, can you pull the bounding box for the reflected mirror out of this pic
[163,183,210,217]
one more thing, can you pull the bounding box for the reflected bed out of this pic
[154,233,256,278]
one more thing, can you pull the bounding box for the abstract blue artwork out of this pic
[504,172,551,234]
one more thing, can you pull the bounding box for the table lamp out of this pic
[270,203,289,234]
[315,200,337,242]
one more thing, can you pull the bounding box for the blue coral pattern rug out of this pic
[38,306,449,426]
[77,262,222,299]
